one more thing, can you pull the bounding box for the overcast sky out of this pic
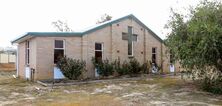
[0,0,206,47]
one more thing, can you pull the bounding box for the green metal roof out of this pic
[11,14,163,44]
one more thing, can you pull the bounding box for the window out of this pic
[95,43,103,63]
[132,34,137,41]
[128,26,133,56]
[54,40,64,63]
[152,47,157,63]
[25,41,30,65]
[170,50,174,64]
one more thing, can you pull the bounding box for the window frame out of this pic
[152,47,157,63]
[25,41,30,65]
[54,40,65,64]
[95,42,103,52]
[95,42,103,62]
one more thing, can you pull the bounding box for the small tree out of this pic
[96,14,112,24]
[52,20,73,32]
[57,56,86,80]
[165,0,222,93]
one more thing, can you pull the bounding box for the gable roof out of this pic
[12,14,163,44]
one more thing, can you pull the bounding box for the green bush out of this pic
[92,57,150,77]
[57,56,86,80]
[141,60,151,74]
[113,59,129,76]
[201,77,222,94]
[92,57,114,77]
[128,58,141,76]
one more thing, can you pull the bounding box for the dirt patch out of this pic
[0,63,15,71]
[0,72,221,106]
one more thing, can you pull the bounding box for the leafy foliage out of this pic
[113,59,130,75]
[141,60,151,74]
[57,56,86,80]
[128,58,141,76]
[52,20,73,32]
[165,0,222,93]
[92,57,148,77]
[96,14,112,24]
[92,57,114,76]
[201,77,222,94]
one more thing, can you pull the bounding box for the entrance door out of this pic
[95,43,103,77]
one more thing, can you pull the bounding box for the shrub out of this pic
[201,77,222,94]
[141,60,151,74]
[92,57,114,77]
[57,56,86,80]
[128,58,141,76]
[113,59,129,76]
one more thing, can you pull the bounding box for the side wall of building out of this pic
[82,18,170,77]
[17,19,180,80]
[18,42,26,78]
[35,36,82,80]
[18,37,37,79]
[82,26,112,78]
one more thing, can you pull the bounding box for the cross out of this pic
[122,26,137,55]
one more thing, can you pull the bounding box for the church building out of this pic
[12,14,178,80]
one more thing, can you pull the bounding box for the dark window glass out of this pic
[170,50,174,64]
[54,49,64,63]
[95,51,102,63]
[122,32,128,40]
[152,48,156,53]
[95,43,102,50]
[27,50,29,64]
[55,40,64,48]
[152,48,157,63]
[132,34,137,41]
[26,41,30,64]
[152,54,156,63]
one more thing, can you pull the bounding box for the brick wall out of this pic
[17,18,178,80]
[35,37,82,80]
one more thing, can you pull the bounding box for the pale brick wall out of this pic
[35,37,82,80]
[82,18,173,77]
[82,25,112,78]
[18,42,26,78]
[111,18,145,64]
[18,37,37,79]
[17,17,179,80]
